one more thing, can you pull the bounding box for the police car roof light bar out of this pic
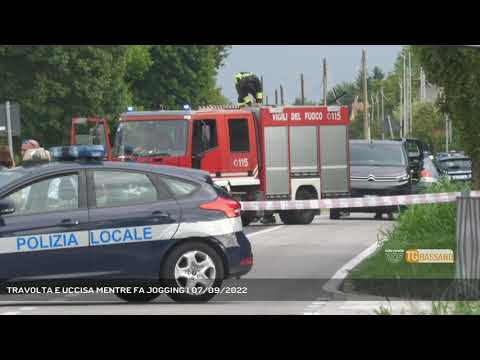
[50,145,105,161]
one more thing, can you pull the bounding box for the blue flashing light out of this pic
[50,145,105,161]
[127,106,134,112]
[183,104,191,110]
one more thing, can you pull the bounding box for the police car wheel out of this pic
[161,241,224,303]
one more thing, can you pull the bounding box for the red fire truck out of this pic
[70,117,113,160]
[70,105,351,225]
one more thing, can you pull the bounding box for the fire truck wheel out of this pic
[279,211,295,224]
[330,209,340,220]
[241,215,254,227]
[280,188,317,225]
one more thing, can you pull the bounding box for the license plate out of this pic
[453,175,470,180]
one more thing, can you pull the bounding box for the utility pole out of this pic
[371,94,375,138]
[449,115,453,144]
[5,101,16,168]
[261,76,264,104]
[362,49,369,140]
[275,89,278,105]
[445,114,449,153]
[381,85,385,140]
[409,52,413,136]
[420,67,426,102]
[280,85,284,105]
[402,53,407,137]
[400,81,403,138]
[387,115,394,139]
[300,73,305,105]
[323,58,328,105]
[376,92,380,140]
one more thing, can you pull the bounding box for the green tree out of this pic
[0,45,231,150]
[412,46,480,188]
[0,45,133,148]
[372,66,385,81]
[327,81,357,106]
[411,102,445,153]
[293,97,317,105]
[130,45,230,109]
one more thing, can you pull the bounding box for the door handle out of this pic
[151,211,170,218]
[59,219,80,227]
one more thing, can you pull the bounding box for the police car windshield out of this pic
[0,168,28,189]
[114,120,188,157]
[350,143,407,167]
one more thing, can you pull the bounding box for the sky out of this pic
[216,45,402,104]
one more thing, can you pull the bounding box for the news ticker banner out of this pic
[2,280,480,301]
[240,191,480,211]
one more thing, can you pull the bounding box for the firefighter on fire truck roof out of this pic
[235,72,263,107]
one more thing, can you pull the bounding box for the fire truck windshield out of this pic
[114,120,188,157]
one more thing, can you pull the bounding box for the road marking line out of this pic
[247,226,284,238]
[323,241,380,294]
[1,311,20,315]
[303,240,380,315]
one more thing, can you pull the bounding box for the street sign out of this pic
[0,103,21,136]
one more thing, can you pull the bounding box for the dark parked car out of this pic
[436,155,472,182]
[330,140,412,220]
[416,156,442,192]
[395,138,427,181]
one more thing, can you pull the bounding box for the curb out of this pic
[322,240,380,296]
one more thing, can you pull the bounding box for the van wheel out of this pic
[160,241,224,303]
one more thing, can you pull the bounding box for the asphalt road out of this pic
[0,213,393,315]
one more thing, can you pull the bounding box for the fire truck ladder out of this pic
[198,105,242,111]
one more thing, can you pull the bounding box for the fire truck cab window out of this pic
[192,119,217,154]
[228,118,250,152]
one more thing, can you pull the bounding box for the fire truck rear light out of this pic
[200,197,241,218]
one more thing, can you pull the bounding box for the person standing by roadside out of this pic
[21,139,52,163]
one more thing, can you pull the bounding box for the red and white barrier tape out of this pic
[240,191,480,211]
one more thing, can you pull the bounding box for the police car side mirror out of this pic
[0,199,15,215]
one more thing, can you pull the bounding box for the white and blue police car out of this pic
[0,146,253,303]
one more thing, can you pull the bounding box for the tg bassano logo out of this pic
[405,249,454,264]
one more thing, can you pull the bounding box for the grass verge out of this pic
[345,180,470,299]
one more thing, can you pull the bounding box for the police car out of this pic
[0,146,253,303]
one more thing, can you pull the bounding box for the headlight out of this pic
[397,174,410,182]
